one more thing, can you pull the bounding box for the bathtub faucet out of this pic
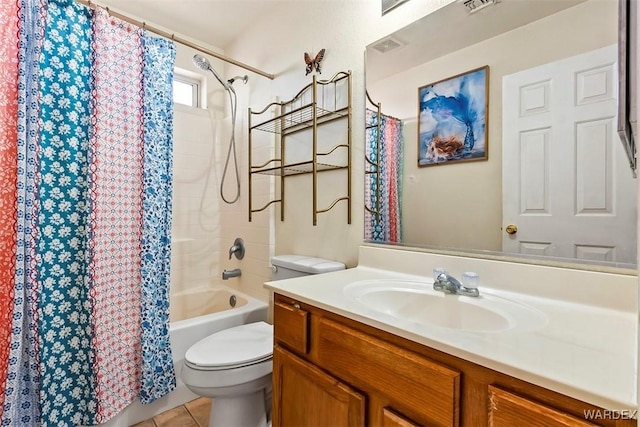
[229,237,245,260]
[222,268,242,280]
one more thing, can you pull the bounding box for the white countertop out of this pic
[264,246,637,411]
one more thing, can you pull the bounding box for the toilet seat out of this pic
[184,321,273,371]
[184,354,272,371]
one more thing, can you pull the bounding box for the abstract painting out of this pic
[417,66,489,166]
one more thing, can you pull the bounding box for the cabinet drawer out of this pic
[316,318,460,427]
[489,385,599,427]
[273,301,309,354]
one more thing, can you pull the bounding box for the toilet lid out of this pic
[185,321,273,369]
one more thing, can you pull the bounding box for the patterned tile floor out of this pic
[132,397,211,427]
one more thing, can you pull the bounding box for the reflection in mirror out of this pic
[365,91,403,242]
[365,0,638,268]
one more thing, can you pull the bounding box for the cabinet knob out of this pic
[293,303,301,309]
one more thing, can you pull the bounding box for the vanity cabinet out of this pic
[272,294,634,427]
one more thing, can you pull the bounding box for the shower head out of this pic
[192,54,230,91]
[228,75,249,85]
[192,54,211,71]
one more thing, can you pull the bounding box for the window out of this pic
[173,71,203,108]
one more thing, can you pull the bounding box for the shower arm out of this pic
[228,75,249,85]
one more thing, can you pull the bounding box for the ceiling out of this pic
[97,0,295,48]
[366,0,587,83]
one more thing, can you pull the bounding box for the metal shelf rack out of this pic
[248,70,352,225]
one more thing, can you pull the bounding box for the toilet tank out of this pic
[270,255,345,280]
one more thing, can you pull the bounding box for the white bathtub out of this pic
[96,285,269,427]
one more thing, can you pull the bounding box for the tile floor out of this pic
[132,397,212,427]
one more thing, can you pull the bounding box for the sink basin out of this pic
[343,279,547,333]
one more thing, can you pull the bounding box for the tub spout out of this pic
[222,268,242,280]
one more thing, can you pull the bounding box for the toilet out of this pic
[180,255,345,427]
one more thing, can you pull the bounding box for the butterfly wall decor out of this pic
[304,49,325,76]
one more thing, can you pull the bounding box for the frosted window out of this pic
[173,74,201,107]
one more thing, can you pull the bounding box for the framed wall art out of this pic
[417,65,489,167]
[382,0,411,15]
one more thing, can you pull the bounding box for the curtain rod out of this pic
[75,0,275,80]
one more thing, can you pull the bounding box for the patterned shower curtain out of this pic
[90,9,144,422]
[365,109,403,242]
[4,0,45,424]
[0,0,177,425]
[0,0,20,421]
[139,35,176,405]
[37,2,95,424]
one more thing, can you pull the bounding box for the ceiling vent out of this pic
[462,0,499,14]
[371,36,405,54]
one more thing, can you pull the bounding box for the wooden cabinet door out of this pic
[489,386,599,427]
[272,345,366,427]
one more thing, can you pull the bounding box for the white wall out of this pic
[170,41,274,301]
[171,104,220,292]
[225,0,457,273]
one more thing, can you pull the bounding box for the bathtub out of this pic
[96,285,269,427]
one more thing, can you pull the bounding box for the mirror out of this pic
[365,0,638,269]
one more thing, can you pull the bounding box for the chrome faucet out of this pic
[433,271,479,297]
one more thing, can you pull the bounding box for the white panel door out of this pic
[502,45,637,264]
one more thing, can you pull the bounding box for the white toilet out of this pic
[181,255,345,427]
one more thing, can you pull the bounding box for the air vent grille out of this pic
[371,37,405,54]
[463,0,498,14]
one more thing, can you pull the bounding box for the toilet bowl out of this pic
[181,322,274,427]
[181,255,345,426]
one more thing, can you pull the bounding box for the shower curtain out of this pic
[1,0,176,425]
[0,0,19,421]
[365,109,403,242]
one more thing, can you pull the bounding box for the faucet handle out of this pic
[461,272,479,289]
[228,237,245,260]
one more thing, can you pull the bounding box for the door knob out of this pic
[505,224,518,235]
